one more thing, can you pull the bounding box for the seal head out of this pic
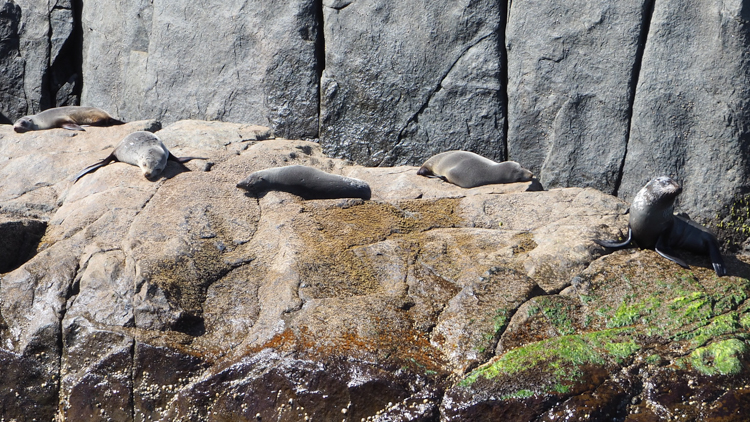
[12,117,35,133]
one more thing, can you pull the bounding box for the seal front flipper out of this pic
[61,122,85,131]
[594,227,633,249]
[654,236,689,269]
[167,153,208,164]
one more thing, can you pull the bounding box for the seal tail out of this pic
[72,156,116,182]
[416,166,433,177]
[109,118,126,125]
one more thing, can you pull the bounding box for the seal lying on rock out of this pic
[13,106,124,133]
[595,176,726,276]
[74,131,205,181]
[417,151,533,188]
[237,165,372,200]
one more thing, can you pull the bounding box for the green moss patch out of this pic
[687,339,749,376]
[461,328,639,393]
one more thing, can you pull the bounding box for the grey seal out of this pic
[73,131,205,181]
[595,176,726,276]
[416,151,533,188]
[236,165,371,200]
[13,106,124,133]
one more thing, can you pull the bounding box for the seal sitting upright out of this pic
[595,176,726,276]
[237,165,371,200]
[13,106,124,132]
[417,151,533,188]
[73,131,205,181]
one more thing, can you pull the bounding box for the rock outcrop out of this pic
[2,1,749,226]
[1,122,749,420]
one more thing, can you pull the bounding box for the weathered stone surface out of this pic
[619,0,750,219]
[505,0,649,193]
[320,0,507,166]
[80,0,320,139]
[0,121,698,420]
[0,1,25,124]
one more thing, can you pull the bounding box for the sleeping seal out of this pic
[13,106,124,132]
[236,165,371,200]
[73,131,205,181]
[595,176,726,276]
[417,150,533,188]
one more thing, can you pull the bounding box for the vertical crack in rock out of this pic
[314,0,325,133]
[129,336,136,422]
[386,33,494,166]
[614,0,656,197]
[500,0,510,162]
[55,259,81,414]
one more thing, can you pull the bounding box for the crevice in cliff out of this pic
[613,0,656,197]
[42,0,83,110]
[500,0,510,162]
[314,0,325,139]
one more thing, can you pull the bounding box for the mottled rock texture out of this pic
[1,122,750,420]
[2,0,749,226]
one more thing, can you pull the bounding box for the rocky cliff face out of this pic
[2,0,749,226]
[1,123,750,420]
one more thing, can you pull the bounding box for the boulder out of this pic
[0,120,684,420]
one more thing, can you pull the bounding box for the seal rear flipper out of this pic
[655,236,689,269]
[707,242,727,277]
[62,123,85,131]
[72,156,116,182]
[594,227,633,249]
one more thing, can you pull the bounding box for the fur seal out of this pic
[13,106,124,133]
[416,151,533,188]
[236,165,371,200]
[595,176,726,276]
[73,131,205,181]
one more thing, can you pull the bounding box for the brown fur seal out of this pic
[236,165,371,200]
[13,106,124,133]
[595,176,726,276]
[416,151,533,188]
[73,131,205,181]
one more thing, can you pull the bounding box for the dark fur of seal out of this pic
[417,150,533,188]
[595,176,726,277]
[13,106,124,133]
[236,165,371,200]
[73,131,205,182]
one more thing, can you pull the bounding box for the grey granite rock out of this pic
[0,1,25,124]
[79,0,320,139]
[619,0,750,219]
[505,0,651,194]
[319,0,507,166]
